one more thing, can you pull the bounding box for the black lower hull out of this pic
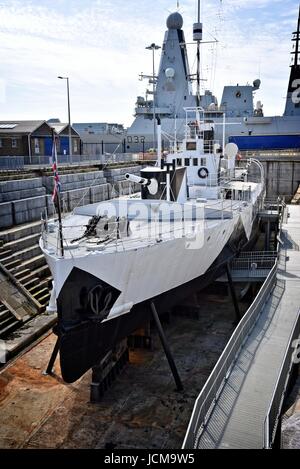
[57,219,260,383]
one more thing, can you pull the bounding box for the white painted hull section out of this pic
[43,205,251,322]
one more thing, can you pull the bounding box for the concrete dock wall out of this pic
[104,166,141,183]
[248,156,300,200]
[0,165,143,229]
[0,178,46,203]
[42,171,106,193]
[13,196,47,225]
[0,202,14,228]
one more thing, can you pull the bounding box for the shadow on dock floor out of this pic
[0,286,250,449]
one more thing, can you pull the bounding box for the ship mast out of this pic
[194,0,203,107]
[292,4,300,66]
[284,3,300,116]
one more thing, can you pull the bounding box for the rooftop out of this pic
[0,120,48,134]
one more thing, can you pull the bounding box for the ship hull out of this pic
[126,115,300,153]
[57,216,260,383]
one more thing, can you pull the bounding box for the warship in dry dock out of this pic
[126,5,300,152]
[39,3,300,384]
[41,103,265,382]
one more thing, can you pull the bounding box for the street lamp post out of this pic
[145,43,161,150]
[58,76,72,163]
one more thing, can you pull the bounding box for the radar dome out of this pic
[165,67,175,78]
[167,12,183,30]
[253,79,261,90]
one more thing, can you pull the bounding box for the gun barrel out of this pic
[125,173,149,185]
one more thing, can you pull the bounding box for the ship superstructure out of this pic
[127,6,300,152]
[40,108,264,383]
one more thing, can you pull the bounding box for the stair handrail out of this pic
[263,308,300,449]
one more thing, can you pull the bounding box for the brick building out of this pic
[0,120,81,158]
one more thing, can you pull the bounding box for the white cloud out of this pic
[0,79,6,104]
[0,0,297,125]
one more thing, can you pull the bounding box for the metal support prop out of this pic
[150,302,183,391]
[265,220,271,251]
[226,263,241,321]
[44,337,60,375]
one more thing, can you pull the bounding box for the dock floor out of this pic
[0,287,243,449]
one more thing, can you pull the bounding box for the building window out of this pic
[74,139,78,152]
[177,158,181,166]
[34,138,40,154]
[193,158,198,166]
[184,158,190,166]
[201,158,206,166]
[12,138,17,148]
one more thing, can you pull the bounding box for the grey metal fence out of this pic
[25,153,140,166]
[263,309,300,448]
[232,251,277,273]
[0,156,25,170]
[182,263,278,449]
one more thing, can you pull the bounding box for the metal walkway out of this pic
[183,205,300,449]
[217,251,277,282]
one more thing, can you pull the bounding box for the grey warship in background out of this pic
[126,5,300,152]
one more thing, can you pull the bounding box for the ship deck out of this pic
[41,196,255,259]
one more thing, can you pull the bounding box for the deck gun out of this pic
[125,173,158,195]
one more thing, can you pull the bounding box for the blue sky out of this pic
[0,0,298,126]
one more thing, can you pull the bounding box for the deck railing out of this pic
[263,308,300,448]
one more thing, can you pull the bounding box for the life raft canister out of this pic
[198,167,209,179]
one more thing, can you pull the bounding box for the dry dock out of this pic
[0,287,246,449]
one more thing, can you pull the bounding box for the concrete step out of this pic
[0,317,20,339]
[17,264,50,283]
[0,220,41,243]
[0,314,16,329]
[37,292,50,306]
[0,309,10,322]
[2,258,21,270]
[0,172,36,182]
[0,302,8,312]
[32,287,49,300]
[14,268,31,279]
[0,245,41,264]
[2,233,41,253]
[28,277,52,295]
[0,249,12,260]
[22,277,40,289]
[13,254,46,273]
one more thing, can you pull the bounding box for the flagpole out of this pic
[52,130,64,257]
